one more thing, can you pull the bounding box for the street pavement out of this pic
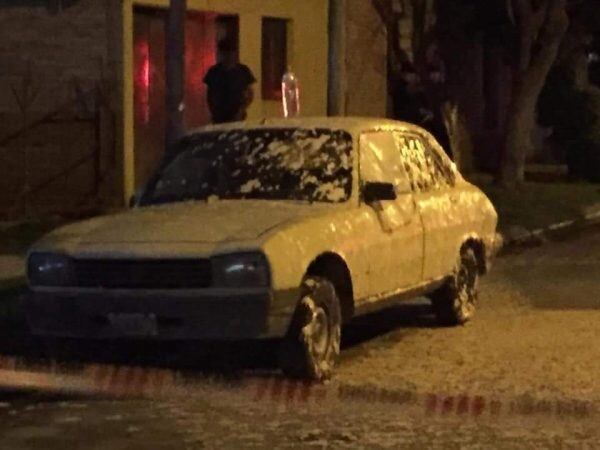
[1,226,600,449]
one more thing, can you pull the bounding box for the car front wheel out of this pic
[279,277,341,380]
[431,247,479,326]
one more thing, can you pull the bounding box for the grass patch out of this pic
[471,176,600,232]
[0,221,58,255]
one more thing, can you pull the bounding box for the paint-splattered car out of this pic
[26,118,498,380]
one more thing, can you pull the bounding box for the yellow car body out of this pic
[26,117,498,341]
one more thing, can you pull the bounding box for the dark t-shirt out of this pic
[203,63,256,123]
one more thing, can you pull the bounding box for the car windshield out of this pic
[140,128,353,206]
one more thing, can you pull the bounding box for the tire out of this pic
[279,277,342,380]
[431,247,479,326]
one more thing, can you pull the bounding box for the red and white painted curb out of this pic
[0,356,595,419]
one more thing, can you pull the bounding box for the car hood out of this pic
[40,200,336,247]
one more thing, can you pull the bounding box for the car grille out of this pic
[73,259,212,289]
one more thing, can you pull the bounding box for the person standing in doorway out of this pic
[204,39,257,124]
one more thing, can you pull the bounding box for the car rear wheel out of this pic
[431,247,479,326]
[279,277,341,380]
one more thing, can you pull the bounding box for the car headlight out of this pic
[28,253,75,287]
[211,253,270,288]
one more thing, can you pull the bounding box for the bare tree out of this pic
[498,0,569,187]
[165,0,186,152]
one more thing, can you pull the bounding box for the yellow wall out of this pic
[121,0,329,203]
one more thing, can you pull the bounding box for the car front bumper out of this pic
[26,287,298,341]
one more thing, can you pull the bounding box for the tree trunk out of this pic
[499,80,537,183]
[498,0,568,187]
[165,0,186,152]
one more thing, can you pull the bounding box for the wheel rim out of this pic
[456,256,477,317]
[285,280,342,380]
[311,306,330,357]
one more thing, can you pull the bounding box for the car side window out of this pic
[422,136,457,187]
[359,131,412,193]
[394,133,453,192]
[394,133,434,192]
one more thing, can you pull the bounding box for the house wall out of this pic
[122,0,329,203]
[0,0,120,218]
[0,0,111,128]
[1,1,394,214]
[0,0,329,213]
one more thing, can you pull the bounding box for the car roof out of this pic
[186,116,428,138]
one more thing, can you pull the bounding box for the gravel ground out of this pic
[337,227,600,403]
[2,388,600,449]
[1,227,600,448]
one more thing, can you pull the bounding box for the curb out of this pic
[0,356,597,420]
[497,209,600,256]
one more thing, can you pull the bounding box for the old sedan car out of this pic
[26,117,498,380]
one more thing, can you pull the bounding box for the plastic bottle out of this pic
[282,68,300,118]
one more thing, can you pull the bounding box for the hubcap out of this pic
[456,257,477,316]
[311,307,330,357]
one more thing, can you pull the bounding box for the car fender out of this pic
[261,211,362,294]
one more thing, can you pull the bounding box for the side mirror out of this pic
[363,182,397,203]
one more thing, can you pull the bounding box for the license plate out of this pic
[107,313,158,337]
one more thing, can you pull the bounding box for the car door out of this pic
[358,131,424,299]
[395,132,462,281]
